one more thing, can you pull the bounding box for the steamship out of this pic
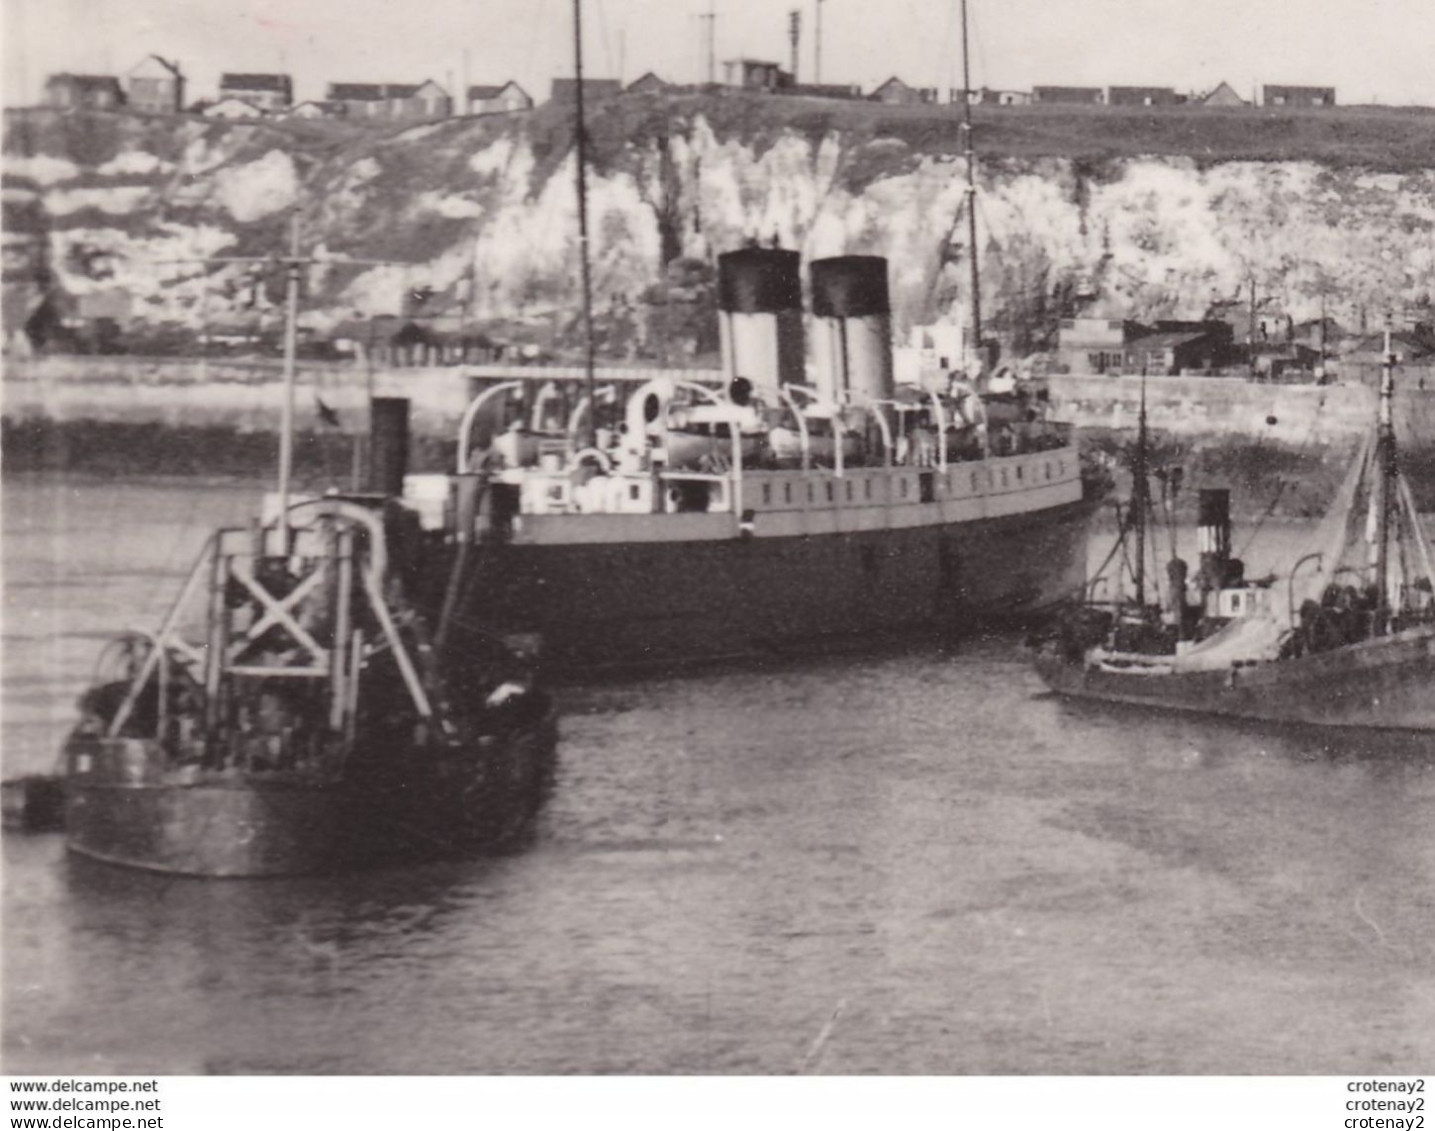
[399,248,1094,676]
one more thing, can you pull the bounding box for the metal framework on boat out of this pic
[104,502,441,769]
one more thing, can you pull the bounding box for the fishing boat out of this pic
[5,234,556,877]
[394,0,1093,677]
[1032,327,1435,731]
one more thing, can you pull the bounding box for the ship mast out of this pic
[1131,369,1150,609]
[276,210,302,541]
[960,0,982,377]
[1372,317,1397,627]
[161,223,401,535]
[573,0,598,447]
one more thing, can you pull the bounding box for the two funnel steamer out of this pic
[406,250,1092,675]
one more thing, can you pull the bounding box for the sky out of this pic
[4,0,1434,109]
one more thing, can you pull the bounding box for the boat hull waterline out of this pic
[449,498,1093,674]
[63,706,558,878]
[1035,626,1435,732]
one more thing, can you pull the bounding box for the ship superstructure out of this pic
[400,249,1091,675]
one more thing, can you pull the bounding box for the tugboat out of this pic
[1032,327,1435,731]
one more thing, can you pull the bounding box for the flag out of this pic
[315,395,341,428]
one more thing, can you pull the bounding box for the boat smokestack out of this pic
[809,255,894,403]
[1197,488,1238,595]
[369,397,411,498]
[717,248,804,400]
[1197,489,1231,560]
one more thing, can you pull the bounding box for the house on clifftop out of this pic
[723,59,792,92]
[1201,81,1248,107]
[218,73,293,112]
[869,77,936,105]
[625,73,671,96]
[386,80,452,119]
[960,87,1032,106]
[44,74,125,111]
[125,56,184,113]
[327,81,452,120]
[1107,86,1183,106]
[467,81,533,114]
[1262,84,1335,107]
[1032,86,1104,105]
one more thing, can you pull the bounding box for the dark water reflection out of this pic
[3,479,1433,1074]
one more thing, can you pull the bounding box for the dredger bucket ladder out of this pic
[106,501,458,748]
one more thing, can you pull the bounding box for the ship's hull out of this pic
[1033,626,1435,732]
[447,498,1093,676]
[62,706,557,877]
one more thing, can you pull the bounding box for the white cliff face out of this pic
[212,149,300,223]
[8,108,1434,344]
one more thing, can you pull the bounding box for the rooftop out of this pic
[220,73,292,92]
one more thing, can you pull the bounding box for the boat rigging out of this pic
[1034,320,1435,731]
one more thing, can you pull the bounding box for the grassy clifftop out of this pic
[637,95,1435,172]
[9,94,1435,177]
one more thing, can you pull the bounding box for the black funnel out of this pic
[810,256,891,319]
[717,248,802,313]
[369,397,411,498]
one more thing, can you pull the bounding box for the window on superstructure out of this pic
[1045,463,1051,480]
[865,479,872,500]
[784,482,792,504]
[900,479,908,498]
[808,483,814,503]
[971,472,978,492]
[846,480,853,502]
[826,482,834,502]
[1016,465,1023,481]
[762,483,771,505]
[1000,470,1008,488]
[630,484,641,500]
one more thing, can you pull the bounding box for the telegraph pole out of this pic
[700,2,717,86]
[789,10,801,82]
[960,0,982,374]
[814,0,825,85]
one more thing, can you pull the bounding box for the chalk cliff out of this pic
[5,100,1434,353]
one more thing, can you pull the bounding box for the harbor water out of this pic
[3,477,1432,1074]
